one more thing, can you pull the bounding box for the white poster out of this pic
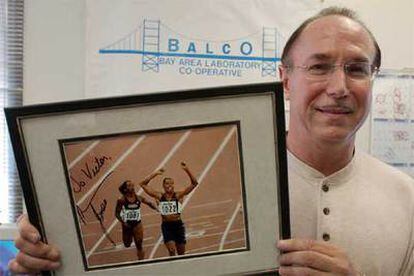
[371,73,414,177]
[85,0,318,98]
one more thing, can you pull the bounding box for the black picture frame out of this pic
[5,82,290,275]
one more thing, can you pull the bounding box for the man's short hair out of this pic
[281,6,381,69]
[163,177,173,184]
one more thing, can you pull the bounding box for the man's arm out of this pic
[138,169,164,200]
[177,162,198,200]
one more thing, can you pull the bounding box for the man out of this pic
[138,161,198,256]
[8,7,414,275]
[276,7,413,276]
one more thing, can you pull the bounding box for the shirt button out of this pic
[322,233,330,241]
[322,184,329,192]
[323,207,330,215]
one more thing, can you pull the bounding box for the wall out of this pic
[23,0,414,152]
[24,0,86,103]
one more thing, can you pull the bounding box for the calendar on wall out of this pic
[371,72,414,178]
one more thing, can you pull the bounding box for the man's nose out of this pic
[325,66,350,98]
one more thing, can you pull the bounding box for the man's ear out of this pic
[278,64,290,100]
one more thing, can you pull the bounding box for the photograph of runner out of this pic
[138,162,198,256]
[115,180,157,260]
[60,122,249,269]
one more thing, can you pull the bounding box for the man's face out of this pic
[281,15,376,145]
[163,178,175,193]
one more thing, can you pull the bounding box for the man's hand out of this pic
[277,238,359,275]
[8,214,61,274]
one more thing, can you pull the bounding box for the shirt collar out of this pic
[287,149,357,186]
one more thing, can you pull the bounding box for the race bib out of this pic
[159,201,181,215]
[123,209,141,222]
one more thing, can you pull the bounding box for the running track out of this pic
[61,123,248,268]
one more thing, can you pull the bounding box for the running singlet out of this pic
[159,193,182,216]
[121,195,141,222]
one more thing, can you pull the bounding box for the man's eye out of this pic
[308,63,332,74]
[347,63,370,76]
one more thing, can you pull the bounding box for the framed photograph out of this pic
[5,82,290,275]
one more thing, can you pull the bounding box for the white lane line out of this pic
[86,131,191,258]
[189,228,244,240]
[68,141,100,169]
[149,127,237,259]
[136,130,191,197]
[92,237,154,256]
[154,131,192,172]
[77,136,146,206]
[187,237,246,254]
[184,213,226,224]
[219,201,242,250]
[189,199,233,210]
[86,220,120,258]
[195,127,237,185]
[187,243,217,254]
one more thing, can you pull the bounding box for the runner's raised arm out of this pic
[139,169,164,200]
[177,162,198,200]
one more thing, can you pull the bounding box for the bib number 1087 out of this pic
[123,209,141,221]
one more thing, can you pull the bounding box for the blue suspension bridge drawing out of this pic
[99,19,284,76]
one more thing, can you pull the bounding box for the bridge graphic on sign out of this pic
[99,19,284,76]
